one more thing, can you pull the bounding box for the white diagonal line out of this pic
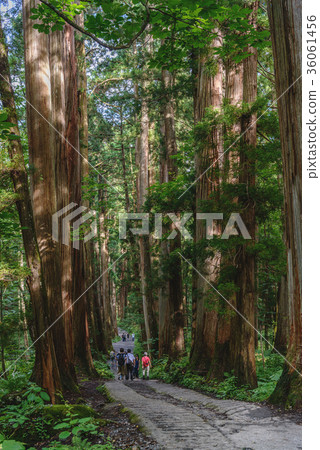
[0,73,124,198]
[179,252,302,377]
[178,75,302,199]
[0,253,126,379]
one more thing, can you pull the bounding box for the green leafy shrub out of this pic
[152,351,284,403]
[0,383,51,443]
[93,358,114,380]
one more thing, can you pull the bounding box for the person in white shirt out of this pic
[126,349,135,380]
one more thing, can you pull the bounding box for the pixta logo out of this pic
[52,203,97,249]
[119,213,251,240]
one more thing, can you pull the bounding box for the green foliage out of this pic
[51,408,99,442]
[0,437,26,450]
[0,382,52,443]
[93,358,114,380]
[152,351,284,403]
[0,111,18,141]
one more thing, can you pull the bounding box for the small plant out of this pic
[52,404,100,444]
[0,383,51,443]
[94,359,114,380]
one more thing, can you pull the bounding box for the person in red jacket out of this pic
[142,352,151,380]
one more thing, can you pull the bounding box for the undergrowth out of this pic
[0,358,117,449]
[151,350,283,403]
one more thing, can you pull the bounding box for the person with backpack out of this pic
[126,349,135,381]
[117,348,126,380]
[133,354,139,379]
[142,352,151,380]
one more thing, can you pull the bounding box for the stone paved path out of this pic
[107,333,301,449]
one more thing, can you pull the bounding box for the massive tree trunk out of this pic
[158,69,185,359]
[0,12,61,400]
[190,34,224,372]
[268,0,302,408]
[209,60,244,380]
[230,1,258,389]
[49,26,77,384]
[23,0,77,391]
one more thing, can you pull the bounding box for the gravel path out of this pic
[107,332,301,449]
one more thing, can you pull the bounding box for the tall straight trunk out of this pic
[190,34,224,372]
[268,0,302,407]
[93,232,109,353]
[273,275,289,354]
[158,69,185,359]
[209,60,244,380]
[23,0,77,391]
[99,181,113,350]
[49,27,76,381]
[19,253,30,358]
[72,15,95,373]
[137,75,158,354]
[230,1,258,388]
[76,29,100,354]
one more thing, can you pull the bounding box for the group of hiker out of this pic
[121,332,135,342]
[110,347,151,381]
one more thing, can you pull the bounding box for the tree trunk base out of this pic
[268,363,302,409]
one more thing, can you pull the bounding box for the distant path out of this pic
[112,328,135,354]
[107,331,301,449]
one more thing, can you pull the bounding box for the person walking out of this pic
[110,350,116,369]
[133,354,139,379]
[127,332,130,340]
[126,349,135,380]
[132,333,135,342]
[117,348,126,380]
[142,352,151,380]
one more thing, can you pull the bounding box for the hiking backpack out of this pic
[118,353,126,366]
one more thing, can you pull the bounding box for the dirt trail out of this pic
[108,333,302,449]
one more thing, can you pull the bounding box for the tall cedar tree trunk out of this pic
[268,0,302,407]
[93,223,109,353]
[230,1,258,388]
[208,60,244,380]
[118,108,130,320]
[137,77,158,354]
[273,275,289,354]
[75,26,99,353]
[190,34,224,373]
[158,69,185,359]
[49,27,76,383]
[99,180,113,350]
[73,15,95,373]
[23,0,77,391]
[0,14,61,400]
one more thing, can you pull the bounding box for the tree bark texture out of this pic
[268,0,302,408]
